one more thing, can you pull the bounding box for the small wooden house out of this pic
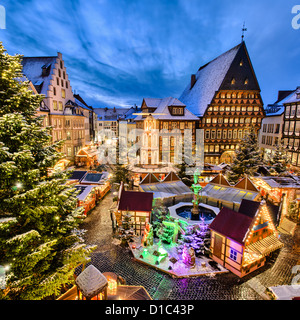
[75,265,108,300]
[209,199,283,277]
[116,182,153,235]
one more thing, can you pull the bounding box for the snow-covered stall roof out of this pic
[140,180,192,199]
[75,185,95,201]
[75,265,108,299]
[269,285,300,300]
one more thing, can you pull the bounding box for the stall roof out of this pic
[257,176,300,189]
[68,170,88,181]
[75,265,108,299]
[118,190,153,212]
[202,184,258,203]
[81,172,109,184]
[75,185,95,201]
[140,180,192,199]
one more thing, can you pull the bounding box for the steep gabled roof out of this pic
[179,42,260,117]
[21,56,57,96]
[238,199,260,218]
[235,176,259,192]
[163,171,180,182]
[209,207,253,245]
[140,173,160,185]
[209,173,231,186]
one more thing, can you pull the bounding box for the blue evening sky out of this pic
[0,0,299,108]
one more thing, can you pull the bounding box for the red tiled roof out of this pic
[118,190,153,212]
[209,207,253,245]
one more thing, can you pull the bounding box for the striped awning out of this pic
[247,234,284,256]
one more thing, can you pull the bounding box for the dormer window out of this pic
[239,60,243,66]
[170,106,184,116]
[244,78,249,85]
[231,78,236,85]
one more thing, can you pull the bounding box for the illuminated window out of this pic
[244,78,249,85]
[231,78,236,85]
[61,89,66,99]
[53,101,57,110]
[59,102,63,111]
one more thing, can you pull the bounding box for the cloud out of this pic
[0,0,299,108]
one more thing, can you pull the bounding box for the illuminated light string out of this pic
[245,205,277,245]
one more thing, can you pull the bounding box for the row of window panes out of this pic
[66,130,84,140]
[262,123,280,133]
[284,120,300,133]
[288,151,300,166]
[285,104,300,118]
[216,92,258,99]
[162,122,194,130]
[56,76,68,89]
[52,118,83,128]
[208,106,260,112]
[172,107,184,115]
[53,87,66,98]
[204,144,238,153]
[205,117,260,124]
[205,129,249,140]
[283,138,300,148]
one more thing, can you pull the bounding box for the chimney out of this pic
[190,74,196,89]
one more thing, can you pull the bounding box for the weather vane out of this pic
[241,21,247,42]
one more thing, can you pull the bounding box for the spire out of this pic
[241,21,247,42]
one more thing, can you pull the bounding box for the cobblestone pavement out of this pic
[80,193,300,300]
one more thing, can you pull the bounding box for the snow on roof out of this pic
[21,56,57,96]
[283,87,300,104]
[75,265,108,299]
[179,43,241,117]
[269,285,300,300]
[134,97,199,121]
[75,185,95,201]
[94,107,130,120]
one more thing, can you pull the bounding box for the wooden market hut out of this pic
[80,171,111,202]
[116,182,153,235]
[75,146,99,168]
[202,174,260,210]
[75,265,108,300]
[209,199,284,277]
[74,185,96,215]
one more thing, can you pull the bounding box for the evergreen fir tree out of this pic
[177,221,209,256]
[117,211,135,244]
[0,43,96,300]
[226,126,263,184]
[268,142,289,175]
[159,224,174,244]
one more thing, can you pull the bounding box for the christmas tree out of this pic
[226,126,263,184]
[159,223,174,244]
[177,220,209,256]
[117,211,135,244]
[268,142,289,175]
[0,43,96,300]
